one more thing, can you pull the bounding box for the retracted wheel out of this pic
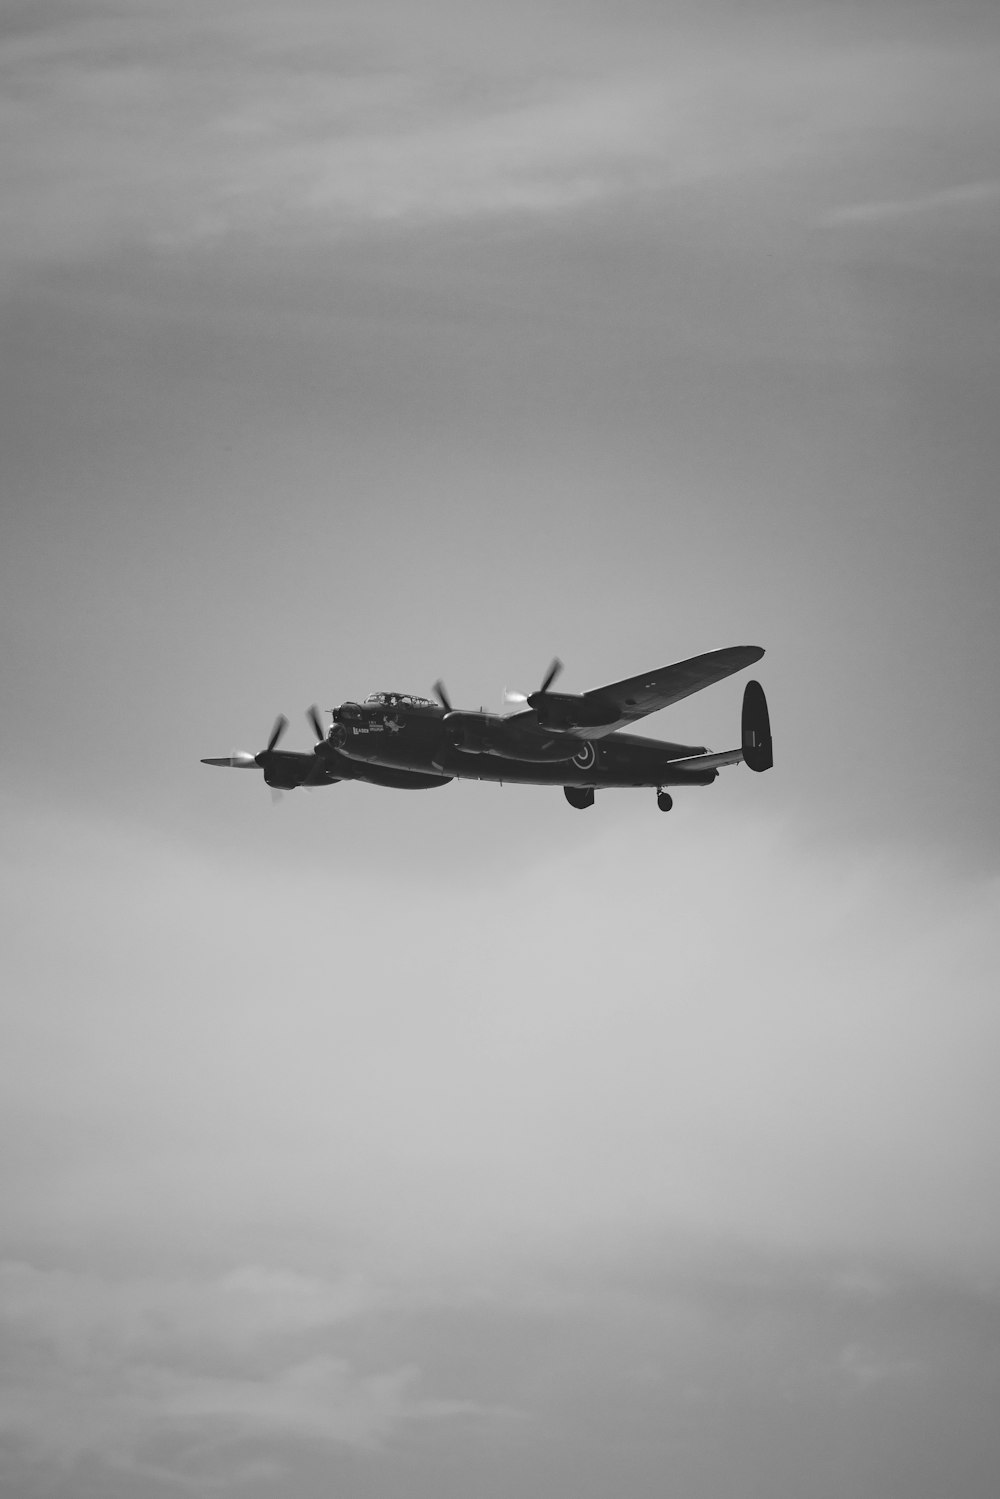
[656,790,673,813]
[564,786,595,810]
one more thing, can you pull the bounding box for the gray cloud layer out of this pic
[4,0,998,269]
[3,1,1000,1495]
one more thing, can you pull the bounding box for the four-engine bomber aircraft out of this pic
[202,646,773,812]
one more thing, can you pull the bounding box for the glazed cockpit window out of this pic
[363,691,437,708]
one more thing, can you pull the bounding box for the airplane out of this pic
[202,645,772,812]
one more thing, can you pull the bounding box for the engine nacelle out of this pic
[443,712,579,763]
[528,692,619,732]
[442,712,494,755]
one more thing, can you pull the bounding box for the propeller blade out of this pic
[539,657,563,695]
[307,704,325,744]
[201,753,259,768]
[503,687,529,705]
[300,753,329,789]
[432,680,452,713]
[266,715,288,753]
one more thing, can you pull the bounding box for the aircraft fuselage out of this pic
[315,694,716,791]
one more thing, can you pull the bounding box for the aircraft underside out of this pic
[336,744,719,790]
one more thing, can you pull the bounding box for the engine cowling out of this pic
[528,692,619,732]
[443,712,579,763]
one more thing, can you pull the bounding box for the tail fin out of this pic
[742,680,773,772]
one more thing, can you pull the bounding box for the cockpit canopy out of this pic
[363,691,437,709]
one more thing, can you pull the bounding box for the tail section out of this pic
[741,680,773,772]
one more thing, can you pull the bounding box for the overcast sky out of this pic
[2,2,1000,1496]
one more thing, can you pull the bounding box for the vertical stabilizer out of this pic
[742,680,773,772]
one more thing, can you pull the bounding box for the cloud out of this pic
[2,803,999,1494]
[0,2,678,268]
[838,1341,926,1390]
[5,1244,999,1498]
[0,1259,479,1490]
[0,1261,379,1363]
[6,0,998,271]
[4,796,1000,1281]
[823,179,1000,225]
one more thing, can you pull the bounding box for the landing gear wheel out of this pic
[656,790,673,813]
[564,786,595,810]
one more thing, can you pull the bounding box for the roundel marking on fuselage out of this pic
[573,741,596,770]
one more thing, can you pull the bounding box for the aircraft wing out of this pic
[577,645,765,737]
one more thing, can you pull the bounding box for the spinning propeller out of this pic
[436,660,564,718]
[201,714,288,769]
[201,710,331,797]
[503,657,563,708]
[266,714,289,754]
[306,704,325,744]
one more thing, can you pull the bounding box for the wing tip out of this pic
[705,644,765,664]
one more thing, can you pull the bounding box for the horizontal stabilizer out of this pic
[667,748,745,772]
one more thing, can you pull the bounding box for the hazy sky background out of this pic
[2,2,999,1495]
